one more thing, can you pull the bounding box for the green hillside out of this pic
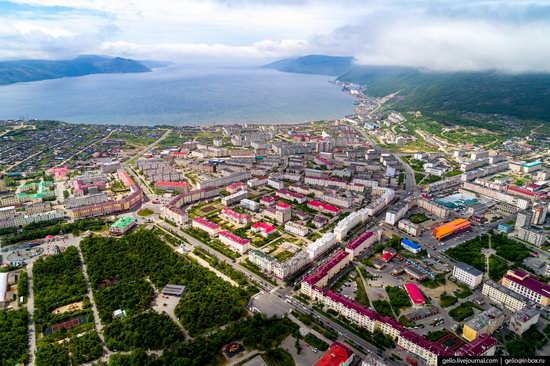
[338,66,550,122]
[265,55,550,124]
[0,55,151,85]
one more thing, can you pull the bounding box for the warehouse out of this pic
[401,238,421,254]
[404,283,426,307]
[433,219,471,241]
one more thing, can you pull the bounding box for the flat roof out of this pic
[314,342,354,366]
[401,238,421,249]
[111,216,136,229]
[161,284,186,296]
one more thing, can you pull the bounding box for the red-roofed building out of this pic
[221,207,251,225]
[251,222,275,237]
[118,171,134,187]
[226,182,247,194]
[507,185,546,200]
[191,217,220,237]
[501,269,550,306]
[345,230,378,260]
[404,283,425,306]
[314,155,334,169]
[307,200,341,215]
[314,342,355,366]
[302,250,351,291]
[276,189,307,204]
[382,252,394,262]
[155,181,190,193]
[260,196,276,206]
[219,230,250,254]
[276,201,291,210]
[169,151,188,158]
[454,334,496,356]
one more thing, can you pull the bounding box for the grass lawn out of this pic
[275,250,294,262]
[409,213,429,224]
[262,348,295,366]
[449,302,475,322]
[439,292,458,308]
[137,208,154,217]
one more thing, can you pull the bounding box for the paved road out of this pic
[55,129,117,167]
[27,260,37,366]
[156,221,276,293]
[76,244,111,362]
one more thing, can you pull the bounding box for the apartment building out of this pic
[517,227,547,247]
[220,207,251,225]
[481,280,530,312]
[509,308,540,336]
[398,219,421,237]
[284,221,309,237]
[221,190,248,206]
[248,249,276,273]
[306,233,337,260]
[453,262,483,289]
[277,189,306,204]
[345,230,379,260]
[463,307,505,341]
[191,217,220,237]
[219,231,249,254]
[501,270,550,306]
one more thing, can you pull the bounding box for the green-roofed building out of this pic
[109,216,137,235]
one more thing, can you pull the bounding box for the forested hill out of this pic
[263,55,354,76]
[266,55,550,122]
[0,55,151,85]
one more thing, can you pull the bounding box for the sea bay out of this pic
[0,65,355,126]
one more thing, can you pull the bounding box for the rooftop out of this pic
[504,270,550,297]
[111,216,136,229]
[314,342,354,366]
[403,283,425,305]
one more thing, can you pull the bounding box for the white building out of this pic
[267,178,284,190]
[481,280,529,312]
[398,219,421,237]
[509,308,540,336]
[453,263,483,289]
[284,221,309,237]
[221,190,248,206]
[240,198,260,212]
[517,227,547,247]
[306,233,337,260]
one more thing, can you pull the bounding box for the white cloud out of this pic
[3,0,550,72]
[95,39,312,63]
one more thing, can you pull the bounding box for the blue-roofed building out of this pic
[522,161,543,173]
[498,223,513,234]
[401,238,421,254]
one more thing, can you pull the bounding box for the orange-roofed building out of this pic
[433,218,471,240]
[314,342,355,366]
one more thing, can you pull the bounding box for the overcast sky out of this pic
[2,0,550,72]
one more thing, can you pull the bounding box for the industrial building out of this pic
[433,219,471,240]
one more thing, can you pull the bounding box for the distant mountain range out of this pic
[263,55,354,76]
[0,55,152,85]
[265,55,550,122]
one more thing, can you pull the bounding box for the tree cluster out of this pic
[0,309,28,366]
[32,246,87,327]
[81,230,252,336]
